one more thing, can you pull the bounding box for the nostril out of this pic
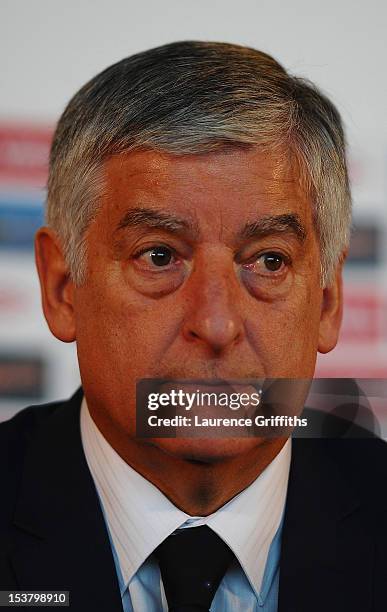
[187,329,200,340]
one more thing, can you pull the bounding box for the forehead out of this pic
[100,147,311,227]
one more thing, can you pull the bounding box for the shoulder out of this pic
[0,389,82,460]
[292,434,387,511]
[0,390,83,521]
[326,436,387,501]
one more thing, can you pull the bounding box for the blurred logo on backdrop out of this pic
[0,201,44,250]
[0,124,51,185]
[0,125,50,324]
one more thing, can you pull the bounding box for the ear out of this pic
[318,254,346,354]
[35,227,76,342]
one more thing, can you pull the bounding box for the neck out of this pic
[89,405,287,515]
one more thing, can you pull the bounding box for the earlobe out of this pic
[317,257,345,354]
[35,227,76,342]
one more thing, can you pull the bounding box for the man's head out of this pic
[36,41,350,463]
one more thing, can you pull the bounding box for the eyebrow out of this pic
[115,207,200,239]
[239,213,307,243]
[114,207,306,244]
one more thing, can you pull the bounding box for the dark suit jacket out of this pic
[1,388,387,611]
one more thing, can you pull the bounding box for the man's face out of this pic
[38,147,343,460]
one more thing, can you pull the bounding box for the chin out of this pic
[149,437,266,464]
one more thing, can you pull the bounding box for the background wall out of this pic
[0,0,386,420]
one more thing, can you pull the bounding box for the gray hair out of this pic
[46,41,351,286]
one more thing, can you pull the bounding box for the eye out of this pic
[261,252,285,272]
[128,243,187,297]
[243,252,288,275]
[133,245,178,269]
[147,245,173,267]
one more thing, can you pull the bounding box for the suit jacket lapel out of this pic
[278,438,374,612]
[9,389,123,612]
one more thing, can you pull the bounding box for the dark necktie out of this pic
[154,525,234,612]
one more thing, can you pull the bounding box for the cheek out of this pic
[74,279,180,379]
[74,282,184,432]
[246,277,322,376]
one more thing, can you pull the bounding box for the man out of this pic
[1,41,386,611]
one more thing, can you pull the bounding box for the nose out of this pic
[182,261,244,353]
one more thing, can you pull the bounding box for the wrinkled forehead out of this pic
[98,147,313,235]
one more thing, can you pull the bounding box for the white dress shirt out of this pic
[80,398,291,611]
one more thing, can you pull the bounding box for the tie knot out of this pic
[154,525,234,612]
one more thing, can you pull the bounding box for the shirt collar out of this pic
[80,397,291,598]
